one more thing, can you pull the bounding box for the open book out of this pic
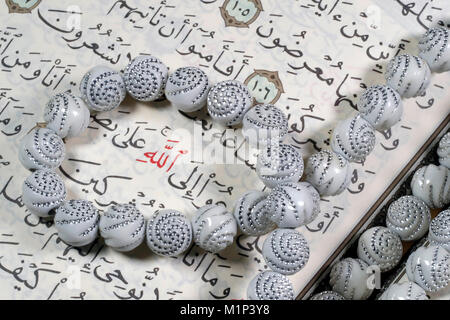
[0,0,448,299]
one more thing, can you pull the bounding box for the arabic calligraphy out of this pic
[0,0,448,300]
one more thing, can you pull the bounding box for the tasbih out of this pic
[310,132,450,301]
[18,26,450,300]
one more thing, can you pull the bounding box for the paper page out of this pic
[0,0,449,299]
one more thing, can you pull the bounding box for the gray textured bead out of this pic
[428,209,450,252]
[386,195,431,241]
[192,205,237,253]
[310,291,345,300]
[256,143,303,188]
[379,281,428,300]
[247,271,294,300]
[233,190,275,236]
[357,85,403,132]
[406,245,450,292]
[165,66,209,112]
[44,92,90,138]
[146,209,193,257]
[265,181,320,228]
[329,257,373,300]
[305,150,351,196]
[262,228,309,275]
[22,169,66,218]
[18,127,65,171]
[418,26,450,73]
[80,66,126,111]
[123,55,168,102]
[54,200,99,247]
[437,132,450,169]
[207,80,251,126]
[242,104,288,147]
[385,54,431,98]
[331,113,376,163]
[357,226,402,272]
[99,203,146,252]
[410,164,450,208]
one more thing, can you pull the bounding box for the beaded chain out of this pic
[311,133,450,300]
[18,26,450,300]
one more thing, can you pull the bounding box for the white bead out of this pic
[80,66,126,111]
[329,257,373,300]
[146,209,192,257]
[207,80,252,126]
[242,104,288,147]
[165,66,209,112]
[428,209,450,252]
[358,85,403,132]
[357,226,402,272]
[418,26,450,73]
[410,164,450,208]
[437,132,450,169]
[265,181,320,228]
[262,228,309,275]
[44,92,90,138]
[406,245,450,292]
[331,113,376,163]
[247,271,294,300]
[54,200,99,247]
[123,55,168,102]
[22,169,66,218]
[256,143,303,188]
[18,127,65,171]
[310,291,345,300]
[379,281,428,300]
[192,205,237,253]
[386,195,431,241]
[99,203,146,252]
[233,190,274,236]
[385,54,431,98]
[305,150,351,196]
